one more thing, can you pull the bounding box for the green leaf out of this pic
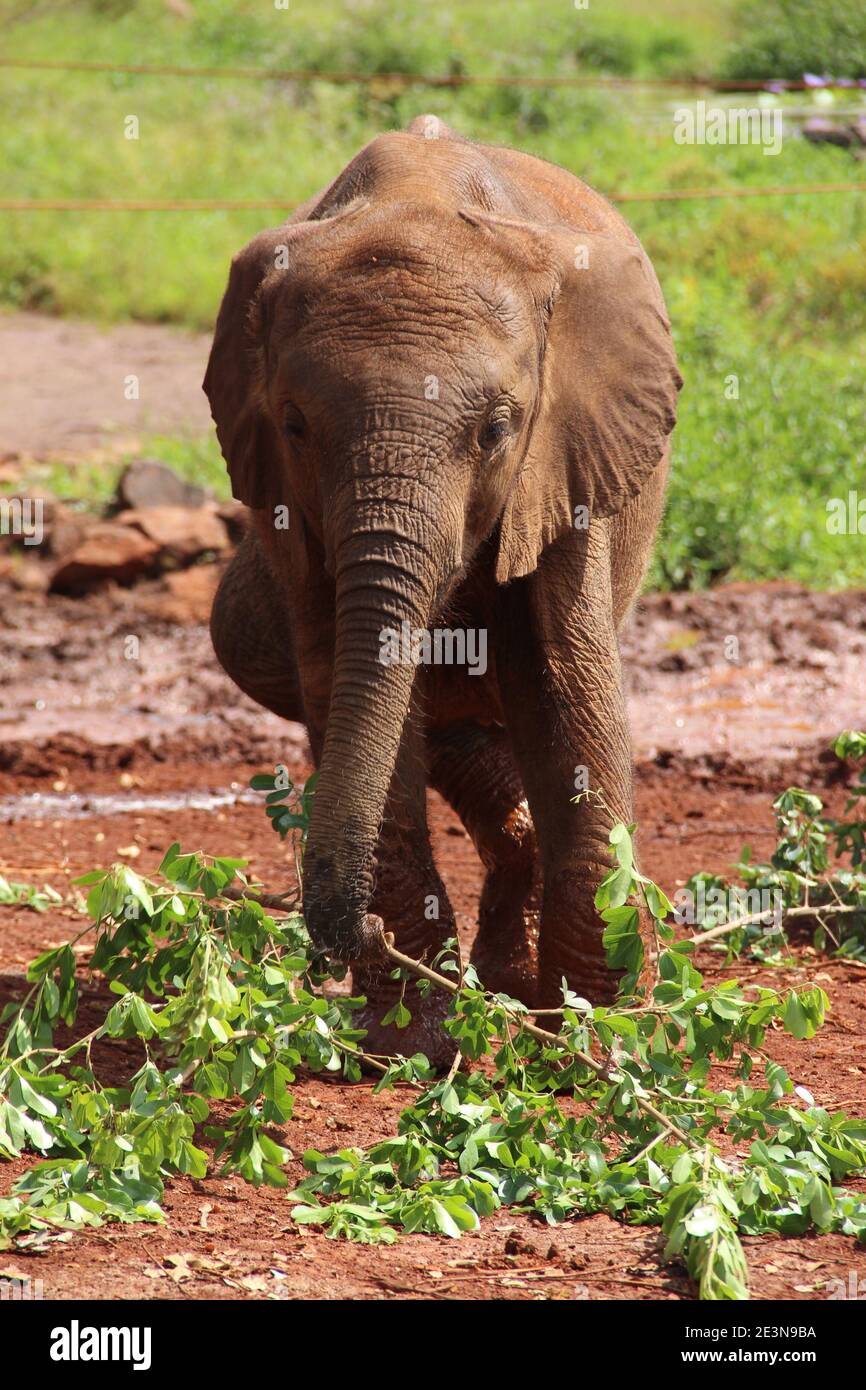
[602,906,642,974]
[782,992,811,1040]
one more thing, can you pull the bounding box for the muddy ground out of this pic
[0,312,211,458]
[1,564,865,1302]
[1,312,865,1300]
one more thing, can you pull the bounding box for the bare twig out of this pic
[444,1049,463,1084]
[220,885,300,912]
[689,901,861,948]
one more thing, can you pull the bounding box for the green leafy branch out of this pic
[2,740,866,1301]
[679,731,866,963]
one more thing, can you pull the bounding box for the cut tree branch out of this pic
[689,900,861,947]
[381,936,695,1149]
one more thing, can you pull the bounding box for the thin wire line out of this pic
[0,56,849,91]
[1,182,864,212]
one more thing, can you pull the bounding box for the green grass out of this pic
[2,0,865,588]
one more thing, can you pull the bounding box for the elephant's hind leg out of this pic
[210,535,303,723]
[429,722,540,1005]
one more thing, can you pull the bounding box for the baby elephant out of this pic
[205,116,681,1065]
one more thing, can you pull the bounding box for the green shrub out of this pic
[575,29,638,76]
[722,0,866,79]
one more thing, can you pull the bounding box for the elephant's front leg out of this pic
[428,721,540,1004]
[351,705,458,1068]
[496,529,634,1009]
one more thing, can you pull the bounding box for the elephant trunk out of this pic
[302,518,444,960]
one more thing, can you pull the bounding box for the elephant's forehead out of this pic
[276,260,532,354]
[275,329,508,410]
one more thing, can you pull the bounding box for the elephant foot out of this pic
[536,889,624,1017]
[470,934,538,1008]
[352,976,459,1073]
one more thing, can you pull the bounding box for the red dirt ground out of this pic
[1,574,865,1300]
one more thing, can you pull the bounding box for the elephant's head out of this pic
[204,196,680,961]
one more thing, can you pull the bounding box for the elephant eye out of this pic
[477,406,512,453]
[283,404,307,439]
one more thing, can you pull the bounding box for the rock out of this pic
[117,458,207,511]
[46,501,89,558]
[10,559,49,593]
[49,524,161,594]
[803,117,853,148]
[143,565,220,624]
[117,505,229,559]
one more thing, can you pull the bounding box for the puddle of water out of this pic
[0,786,263,823]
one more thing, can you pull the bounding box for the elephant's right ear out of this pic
[204,203,370,508]
[202,228,288,510]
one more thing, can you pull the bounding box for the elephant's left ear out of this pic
[477,219,682,582]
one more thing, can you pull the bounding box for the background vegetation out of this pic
[1,0,865,589]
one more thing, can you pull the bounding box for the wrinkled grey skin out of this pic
[204,118,681,1064]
